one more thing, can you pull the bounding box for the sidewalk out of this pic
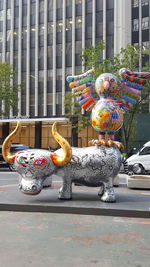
[0,172,150,267]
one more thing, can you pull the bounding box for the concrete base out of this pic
[127,175,150,189]
[0,182,150,218]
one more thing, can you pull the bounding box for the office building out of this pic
[132,0,150,70]
[0,0,132,119]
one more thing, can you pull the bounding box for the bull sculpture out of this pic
[2,122,122,202]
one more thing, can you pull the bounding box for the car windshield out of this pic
[139,146,150,155]
[0,144,30,153]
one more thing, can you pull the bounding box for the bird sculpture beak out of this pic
[103,81,110,90]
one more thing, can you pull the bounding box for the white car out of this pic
[126,141,150,175]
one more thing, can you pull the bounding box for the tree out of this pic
[65,42,150,155]
[0,61,20,117]
[64,92,91,146]
[65,41,108,135]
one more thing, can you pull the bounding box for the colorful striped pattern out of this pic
[120,68,150,85]
[120,78,143,109]
[66,69,96,111]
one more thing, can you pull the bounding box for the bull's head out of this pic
[2,122,72,195]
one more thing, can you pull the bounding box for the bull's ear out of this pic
[2,122,21,164]
[51,122,72,166]
[50,150,71,166]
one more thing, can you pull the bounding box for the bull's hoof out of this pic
[43,185,51,189]
[89,139,124,150]
[58,196,72,200]
[58,188,72,200]
[100,189,116,202]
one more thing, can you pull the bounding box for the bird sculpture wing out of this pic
[117,68,150,111]
[66,69,97,111]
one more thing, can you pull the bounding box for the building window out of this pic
[0,32,2,52]
[86,0,92,14]
[133,19,139,31]
[22,29,27,49]
[30,95,35,107]
[6,51,10,62]
[76,0,82,16]
[30,3,36,25]
[30,48,35,71]
[106,9,114,22]
[39,47,44,70]
[0,1,3,10]
[75,16,82,41]
[75,40,82,66]
[14,6,19,28]
[66,19,72,42]
[39,25,44,47]
[143,41,149,49]
[47,93,53,105]
[142,0,149,6]
[142,17,149,30]
[133,42,139,49]
[85,13,92,39]
[56,32,62,44]
[96,11,103,37]
[30,31,35,48]
[0,10,4,21]
[96,0,103,11]
[56,44,62,68]
[47,22,53,45]
[48,8,53,22]
[66,43,72,67]
[56,92,62,105]
[14,0,19,7]
[132,0,139,7]
[22,50,27,72]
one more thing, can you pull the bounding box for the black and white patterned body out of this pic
[15,145,121,202]
[56,145,121,202]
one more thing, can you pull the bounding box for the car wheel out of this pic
[9,164,16,172]
[132,164,144,175]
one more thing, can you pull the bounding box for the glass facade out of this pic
[0,0,115,118]
[132,0,150,112]
[132,0,150,61]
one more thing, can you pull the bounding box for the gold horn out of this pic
[2,121,21,163]
[50,122,72,166]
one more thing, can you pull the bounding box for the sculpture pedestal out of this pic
[127,175,150,189]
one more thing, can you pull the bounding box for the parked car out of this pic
[126,141,150,175]
[0,144,30,171]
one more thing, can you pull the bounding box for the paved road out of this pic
[0,170,150,267]
[0,168,128,186]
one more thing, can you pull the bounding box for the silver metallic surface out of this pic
[14,145,121,202]
[16,149,56,195]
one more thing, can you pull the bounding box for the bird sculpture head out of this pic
[95,73,120,98]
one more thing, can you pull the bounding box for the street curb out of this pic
[0,203,150,219]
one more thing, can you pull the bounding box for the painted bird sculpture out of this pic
[67,68,150,148]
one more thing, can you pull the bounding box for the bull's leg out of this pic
[58,179,72,200]
[43,176,52,188]
[100,177,116,202]
[98,183,104,197]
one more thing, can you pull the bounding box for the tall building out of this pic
[132,0,150,70]
[0,0,131,119]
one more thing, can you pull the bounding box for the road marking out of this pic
[140,193,150,195]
